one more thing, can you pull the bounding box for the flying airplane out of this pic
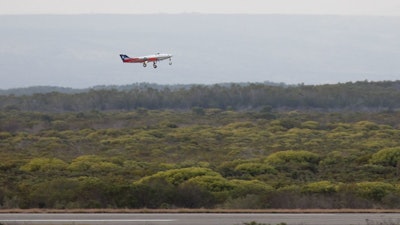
[119,53,173,68]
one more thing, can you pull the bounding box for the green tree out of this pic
[135,167,221,186]
[355,181,396,202]
[68,155,119,173]
[20,158,68,173]
[370,147,400,167]
[234,162,276,177]
[266,150,320,172]
[302,181,337,194]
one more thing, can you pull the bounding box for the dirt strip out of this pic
[1,209,400,213]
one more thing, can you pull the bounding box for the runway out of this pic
[1,213,400,225]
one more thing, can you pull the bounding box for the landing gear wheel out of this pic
[153,63,157,68]
[143,62,147,67]
[169,59,172,65]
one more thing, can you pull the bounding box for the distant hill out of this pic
[1,80,400,112]
[0,81,285,96]
[0,86,83,96]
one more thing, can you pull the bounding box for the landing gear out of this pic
[169,58,172,65]
[153,62,157,68]
[143,62,147,67]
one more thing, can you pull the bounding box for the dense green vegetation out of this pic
[2,80,400,111]
[1,81,400,209]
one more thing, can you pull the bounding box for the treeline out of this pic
[1,109,400,209]
[2,80,400,112]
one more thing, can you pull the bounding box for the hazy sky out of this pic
[1,0,400,15]
[1,1,400,89]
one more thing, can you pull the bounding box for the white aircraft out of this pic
[119,53,173,68]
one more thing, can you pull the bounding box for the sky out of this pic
[1,1,400,89]
[1,0,400,16]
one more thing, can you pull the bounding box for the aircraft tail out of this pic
[119,54,129,62]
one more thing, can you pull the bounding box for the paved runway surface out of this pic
[1,213,400,225]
